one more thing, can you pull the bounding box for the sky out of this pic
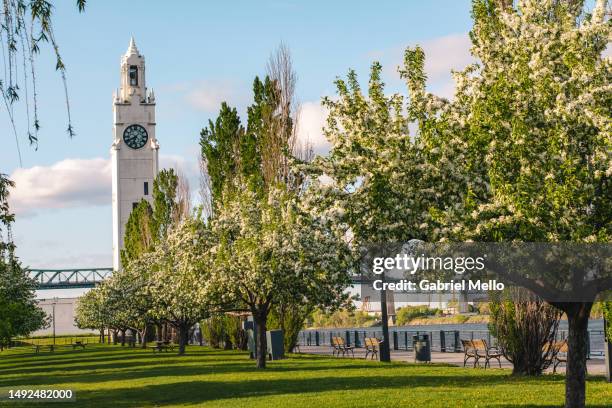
[1,0,480,274]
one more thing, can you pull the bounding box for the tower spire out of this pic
[126,36,139,55]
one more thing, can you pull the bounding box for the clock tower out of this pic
[111,37,159,271]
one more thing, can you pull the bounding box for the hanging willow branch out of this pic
[1,0,86,164]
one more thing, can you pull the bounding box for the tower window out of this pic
[129,65,138,86]
[144,181,149,195]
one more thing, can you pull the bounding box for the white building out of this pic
[33,298,92,336]
[111,38,159,271]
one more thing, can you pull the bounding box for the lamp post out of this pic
[605,316,611,383]
[52,297,58,346]
[379,272,391,362]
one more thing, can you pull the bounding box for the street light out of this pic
[52,297,58,346]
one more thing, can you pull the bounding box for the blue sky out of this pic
[2,0,477,272]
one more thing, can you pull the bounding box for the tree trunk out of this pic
[177,323,189,355]
[254,313,268,369]
[120,329,126,346]
[156,323,162,341]
[379,273,391,362]
[99,328,105,344]
[112,330,118,345]
[564,302,592,408]
[140,326,147,349]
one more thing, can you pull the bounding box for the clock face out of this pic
[123,124,148,149]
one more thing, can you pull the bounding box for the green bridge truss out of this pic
[28,268,366,290]
[27,268,114,290]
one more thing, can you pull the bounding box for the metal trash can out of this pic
[413,334,431,363]
[267,330,285,360]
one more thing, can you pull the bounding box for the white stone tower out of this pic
[111,37,159,271]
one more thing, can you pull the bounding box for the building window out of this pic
[144,181,149,195]
[132,202,138,210]
[129,65,138,86]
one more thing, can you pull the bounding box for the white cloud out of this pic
[421,33,474,81]
[182,80,248,112]
[9,158,111,217]
[296,102,331,156]
[160,153,199,184]
[376,33,474,99]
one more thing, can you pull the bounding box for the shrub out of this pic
[223,315,248,350]
[267,303,310,353]
[201,315,226,348]
[477,302,490,315]
[489,289,561,376]
[307,309,377,328]
[395,306,439,326]
[201,314,248,350]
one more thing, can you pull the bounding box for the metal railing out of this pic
[298,328,605,358]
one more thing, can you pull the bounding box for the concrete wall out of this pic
[31,297,94,336]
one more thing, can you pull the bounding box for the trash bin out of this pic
[247,329,256,359]
[413,334,431,363]
[267,330,285,360]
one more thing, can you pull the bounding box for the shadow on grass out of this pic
[2,346,607,408]
[1,357,446,387]
[31,375,611,408]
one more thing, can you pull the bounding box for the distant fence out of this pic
[7,335,102,348]
[298,328,606,359]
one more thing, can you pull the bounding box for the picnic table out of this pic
[149,341,175,353]
[71,340,86,349]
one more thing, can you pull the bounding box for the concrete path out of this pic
[297,345,607,375]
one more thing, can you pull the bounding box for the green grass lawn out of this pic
[0,345,610,407]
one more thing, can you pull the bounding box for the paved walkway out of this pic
[297,345,607,375]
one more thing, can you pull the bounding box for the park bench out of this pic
[364,337,381,360]
[462,339,502,368]
[461,339,478,367]
[331,336,354,357]
[549,340,584,374]
[32,344,55,353]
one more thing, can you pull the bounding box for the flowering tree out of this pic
[104,264,158,347]
[407,1,610,406]
[304,56,459,361]
[146,216,216,354]
[211,186,351,368]
[74,286,110,343]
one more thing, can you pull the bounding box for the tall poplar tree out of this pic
[120,200,154,267]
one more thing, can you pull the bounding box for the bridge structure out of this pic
[28,268,114,290]
[29,267,369,290]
